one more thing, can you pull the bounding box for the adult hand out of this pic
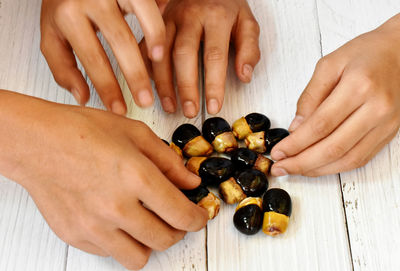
[270,14,400,177]
[0,90,208,270]
[141,0,261,118]
[40,0,167,115]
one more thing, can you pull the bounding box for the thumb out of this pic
[290,57,343,131]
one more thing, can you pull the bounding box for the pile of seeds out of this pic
[164,113,292,236]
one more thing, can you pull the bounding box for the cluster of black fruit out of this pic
[163,113,292,236]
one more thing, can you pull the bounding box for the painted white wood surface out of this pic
[1,0,399,270]
[206,1,351,270]
[317,1,400,270]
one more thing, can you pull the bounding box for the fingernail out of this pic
[243,64,253,81]
[111,100,126,115]
[271,150,287,161]
[183,101,197,118]
[289,115,304,132]
[152,45,164,62]
[162,97,175,113]
[207,98,219,115]
[271,167,288,177]
[71,88,82,105]
[137,90,153,107]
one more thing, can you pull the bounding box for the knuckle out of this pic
[176,80,197,92]
[315,57,331,71]
[242,18,260,37]
[123,249,151,270]
[326,144,346,160]
[310,116,330,137]
[206,3,228,17]
[297,89,314,110]
[54,0,79,25]
[204,46,225,62]
[174,208,197,230]
[173,45,196,59]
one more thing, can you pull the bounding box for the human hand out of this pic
[270,14,400,177]
[40,0,168,115]
[140,0,261,118]
[0,90,208,270]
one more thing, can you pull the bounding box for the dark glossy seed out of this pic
[231,148,258,171]
[262,188,292,216]
[199,157,234,186]
[202,117,232,143]
[236,169,268,197]
[245,113,271,133]
[172,124,201,149]
[265,128,290,154]
[233,197,263,235]
[181,185,210,204]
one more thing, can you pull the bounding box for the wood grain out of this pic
[205,0,352,270]
[317,1,400,270]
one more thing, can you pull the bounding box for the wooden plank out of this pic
[0,0,70,270]
[317,1,400,270]
[65,15,207,271]
[206,0,352,270]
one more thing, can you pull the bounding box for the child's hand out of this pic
[0,91,208,270]
[40,0,167,115]
[270,14,400,177]
[141,0,261,118]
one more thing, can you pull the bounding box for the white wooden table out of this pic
[1,0,400,270]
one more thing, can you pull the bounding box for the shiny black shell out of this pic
[199,157,234,186]
[233,204,263,235]
[231,148,258,171]
[172,124,201,149]
[262,188,292,216]
[265,128,290,154]
[236,169,268,197]
[181,185,209,204]
[202,117,232,143]
[245,113,271,133]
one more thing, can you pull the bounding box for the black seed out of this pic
[265,128,290,154]
[172,124,201,149]
[245,113,271,132]
[231,148,258,170]
[262,188,292,216]
[202,117,232,143]
[181,185,210,204]
[199,157,234,186]
[236,169,268,197]
[233,205,263,235]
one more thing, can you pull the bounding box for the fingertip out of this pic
[207,98,220,115]
[270,165,289,177]
[288,115,304,132]
[137,89,154,108]
[111,100,127,116]
[242,64,253,82]
[271,149,287,161]
[183,101,198,118]
[161,96,176,113]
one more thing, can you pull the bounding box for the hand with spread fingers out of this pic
[270,14,400,177]
[0,90,208,270]
[40,0,168,115]
[141,0,261,118]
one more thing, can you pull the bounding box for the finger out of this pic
[69,240,108,256]
[89,4,154,109]
[203,19,233,115]
[173,22,203,118]
[152,22,177,113]
[92,229,151,270]
[303,128,398,177]
[271,78,363,161]
[40,30,90,105]
[133,152,208,231]
[288,56,344,132]
[139,39,153,78]
[55,13,126,115]
[271,104,376,175]
[234,10,261,83]
[131,125,201,189]
[118,201,185,251]
[128,0,166,62]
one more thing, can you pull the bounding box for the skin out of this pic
[270,14,400,177]
[0,90,208,270]
[40,0,169,115]
[140,0,261,118]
